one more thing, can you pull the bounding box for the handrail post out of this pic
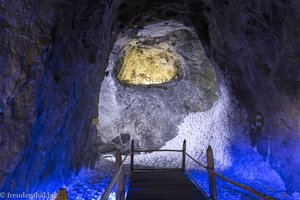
[182,140,186,171]
[115,149,124,200]
[56,188,68,200]
[131,140,134,172]
[207,146,217,200]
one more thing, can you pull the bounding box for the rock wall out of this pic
[207,0,300,192]
[1,0,123,192]
[0,0,59,188]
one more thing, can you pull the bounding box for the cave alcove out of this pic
[97,21,220,154]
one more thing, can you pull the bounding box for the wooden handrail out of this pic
[186,153,207,169]
[213,171,274,200]
[131,140,186,172]
[134,149,182,153]
[185,153,275,200]
[101,154,130,200]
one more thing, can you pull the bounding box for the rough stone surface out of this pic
[97,22,219,152]
[1,0,122,192]
[0,0,58,188]
[206,1,300,192]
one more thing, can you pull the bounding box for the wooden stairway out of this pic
[100,140,275,200]
[126,170,208,200]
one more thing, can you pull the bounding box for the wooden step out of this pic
[126,170,208,200]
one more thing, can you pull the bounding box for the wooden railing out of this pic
[100,139,275,200]
[185,149,275,200]
[130,139,186,171]
[100,150,130,200]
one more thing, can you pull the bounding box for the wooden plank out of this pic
[134,149,182,153]
[116,149,125,200]
[182,140,186,170]
[126,171,208,200]
[131,140,134,172]
[133,168,182,171]
[207,146,217,200]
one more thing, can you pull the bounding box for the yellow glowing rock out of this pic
[117,46,181,85]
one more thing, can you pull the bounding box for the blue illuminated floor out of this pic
[60,149,300,200]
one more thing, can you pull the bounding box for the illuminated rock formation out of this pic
[118,46,182,85]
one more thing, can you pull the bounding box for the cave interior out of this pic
[0,0,299,199]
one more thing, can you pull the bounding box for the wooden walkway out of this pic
[126,170,208,200]
[100,140,275,200]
